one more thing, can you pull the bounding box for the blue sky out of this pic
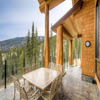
[0,0,72,41]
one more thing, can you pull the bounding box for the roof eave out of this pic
[51,0,83,31]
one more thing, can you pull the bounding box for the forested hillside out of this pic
[0,36,44,52]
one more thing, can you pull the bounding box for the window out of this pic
[96,0,100,80]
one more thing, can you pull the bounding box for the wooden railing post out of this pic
[69,40,73,65]
[44,3,50,68]
[56,25,63,65]
[4,60,7,89]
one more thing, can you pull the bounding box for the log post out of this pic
[56,25,63,65]
[69,40,73,65]
[44,3,49,68]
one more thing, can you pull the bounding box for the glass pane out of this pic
[97,1,100,80]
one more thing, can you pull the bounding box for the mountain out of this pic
[0,36,44,52]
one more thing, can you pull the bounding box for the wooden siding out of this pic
[73,0,96,77]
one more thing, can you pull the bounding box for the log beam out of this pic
[77,34,82,38]
[69,40,73,65]
[63,27,73,40]
[39,0,64,13]
[56,25,63,65]
[44,3,49,68]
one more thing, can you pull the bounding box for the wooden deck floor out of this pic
[0,66,100,100]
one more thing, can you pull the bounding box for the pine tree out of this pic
[50,27,53,62]
[73,37,81,66]
[77,39,81,58]
[65,40,69,66]
[30,23,35,65]
[52,36,56,63]
[26,30,31,66]
[39,41,44,67]
[33,29,39,66]
[41,43,44,67]
[6,50,12,77]
[31,23,35,54]
[18,51,24,75]
[32,28,39,67]
[0,50,3,79]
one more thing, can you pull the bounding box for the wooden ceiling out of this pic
[52,0,83,40]
[38,0,65,13]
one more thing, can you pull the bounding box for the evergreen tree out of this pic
[18,51,24,75]
[39,42,44,67]
[6,49,13,77]
[33,28,39,67]
[50,27,53,62]
[31,22,35,62]
[66,40,69,66]
[52,36,56,63]
[73,37,82,66]
[26,30,31,65]
[73,37,78,59]
[31,22,35,49]
[77,39,81,58]
[0,50,3,79]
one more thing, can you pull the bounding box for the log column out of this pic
[56,25,63,65]
[44,3,49,68]
[69,40,73,65]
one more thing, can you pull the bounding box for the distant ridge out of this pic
[0,36,44,52]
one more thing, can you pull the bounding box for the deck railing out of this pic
[4,60,7,89]
[1,59,41,89]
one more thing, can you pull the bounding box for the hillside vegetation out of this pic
[0,36,44,52]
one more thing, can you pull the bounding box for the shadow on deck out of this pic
[0,66,100,100]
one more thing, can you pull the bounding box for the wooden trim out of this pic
[95,0,97,6]
[51,0,83,31]
[95,74,100,90]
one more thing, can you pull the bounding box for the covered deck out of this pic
[0,67,100,100]
[0,0,100,100]
[38,0,83,68]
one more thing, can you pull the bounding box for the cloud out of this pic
[0,12,34,24]
[0,0,72,41]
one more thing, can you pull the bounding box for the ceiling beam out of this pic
[63,27,73,40]
[69,16,79,35]
[39,0,65,13]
